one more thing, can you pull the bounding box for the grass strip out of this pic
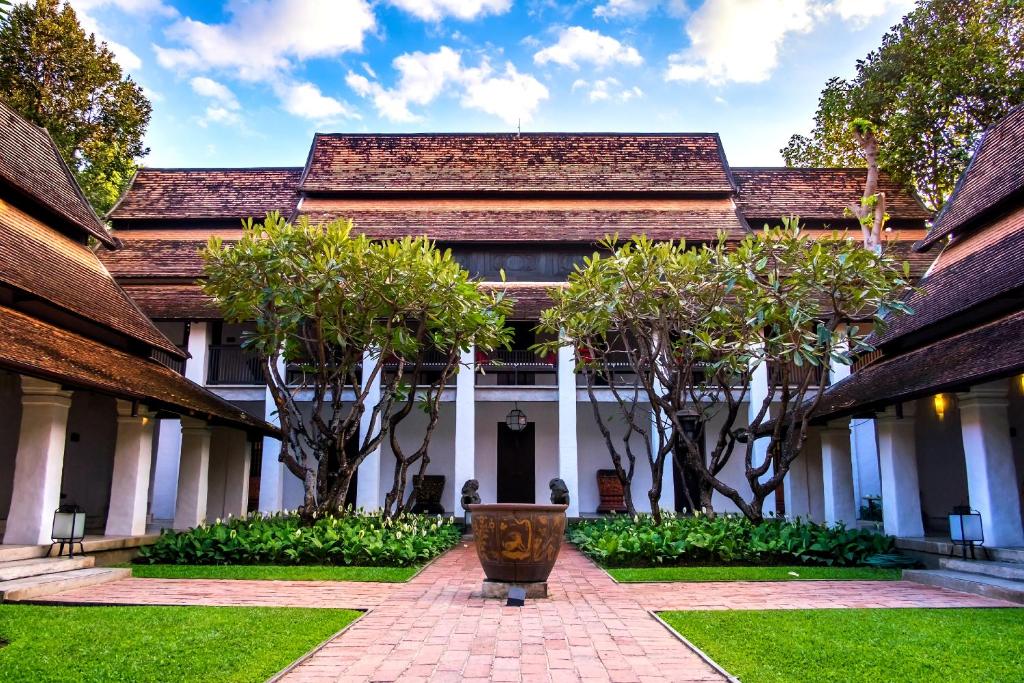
[0,604,359,682]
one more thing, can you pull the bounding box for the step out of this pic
[903,569,1024,604]
[0,556,95,581]
[895,537,1024,564]
[0,567,130,603]
[940,557,1024,582]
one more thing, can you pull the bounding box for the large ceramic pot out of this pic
[467,503,568,583]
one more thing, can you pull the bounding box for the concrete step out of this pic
[940,557,1024,581]
[896,537,1024,564]
[0,567,130,603]
[0,556,95,581]
[903,569,1024,604]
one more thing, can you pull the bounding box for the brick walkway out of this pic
[41,542,1018,682]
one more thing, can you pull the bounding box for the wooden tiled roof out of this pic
[299,133,735,194]
[918,104,1024,250]
[0,304,276,434]
[296,204,749,242]
[810,308,1024,423]
[873,211,1024,349]
[733,167,930,222]
[108,167,302,221]
[121,284,221,319]
[1,199,185,358]
[484,282,562,319]
[0,99,113,247]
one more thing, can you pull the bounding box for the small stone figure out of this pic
[461,479,481,511]
[549,478,570,506]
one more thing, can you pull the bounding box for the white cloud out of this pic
[386,0,512,21]
[190,76,240,109]
[348,46,548,125]
[154,0,375,82]
[665,0,909,85]
[105,40,142,70]
[197,105,240,128]
[277,81,352,120]
[534,26,643,69]
[593,0,659,18]
[72,0,178,17]
[572,77,643,103]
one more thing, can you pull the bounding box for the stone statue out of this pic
[549,478,570,506]
[461,479,481,511]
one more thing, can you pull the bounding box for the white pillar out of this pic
[223,432,251,519]
[150,419,181,522]
[356,348,382,511]
[184,321,210,385]
[786,447,811,518]
[150,322,210,523]
[957,381,1024,547]
[105,400,156,536]
[557,344,580,518]
[876,404,923,537]
[748,352,775,513]
[174,417,211,530]
[649,375,675,514]
[820,419,857,527]
[3,377,72,545]
[258,354,286,513]
[452,345,476,515]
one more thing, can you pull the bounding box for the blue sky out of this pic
[70,0,915,168]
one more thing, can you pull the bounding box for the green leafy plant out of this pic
[137,511,461,567]
[569,513,894,568]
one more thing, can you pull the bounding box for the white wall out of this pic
[914,396,969,532]
[851,417,881,511]
[60,390,117,529]
[474,401,559,506]
[576,401,658,513]
[0,371,22,524]
[377,402,457,510]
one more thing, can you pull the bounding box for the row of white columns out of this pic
[812,379,1024,548]
[3,369,253,546]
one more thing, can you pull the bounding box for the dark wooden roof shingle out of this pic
[1,202,185,358]
[108,167,302,221]
[733,167,930,223]
[917,104,1024,250]
[0,304,276,434]
[0,99,113,246]
[299,133,735,194]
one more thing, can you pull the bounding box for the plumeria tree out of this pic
[203,213,511,517]
[538,224,912,523]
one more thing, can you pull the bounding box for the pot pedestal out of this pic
[481,579,548,599]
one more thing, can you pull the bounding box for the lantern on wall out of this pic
[51,504,86,558]
[949,505,984,559]
[505,403,528,432]
[933,393,948,420]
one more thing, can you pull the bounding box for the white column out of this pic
[957,381,1024,547]
[557,344,580,518]
[150,321,210,523]
[820,419,857,527]
[184,321,210,385]
[786,447,811,518]
[105,400,156,536]
[748,352,775,513]
[356,348,382,511]
[452,345,476,515]
[258,354,287,513]
[173,417,211,530]
[210,428,250,519]
[150,419,181,522]
[3,377,72,545]
[876,404,923,537]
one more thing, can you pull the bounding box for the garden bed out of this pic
[137,511,460,568]
[0,604,359,681]
[569,513,895,568]
[661,608,1024,682]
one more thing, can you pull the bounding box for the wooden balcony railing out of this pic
[207,345,263,385]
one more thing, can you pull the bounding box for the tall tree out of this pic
[538,224,912,524]
[782,0,1024,211]
[0,0,151,213]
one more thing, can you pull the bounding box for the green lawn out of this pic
[127,563,418,582]
[608,565,900,582]
[661,608,1024,683]
[0,604,359,682]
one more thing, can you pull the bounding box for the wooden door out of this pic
[497,422,536,503]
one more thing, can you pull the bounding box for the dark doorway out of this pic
[673,428,706,514]
[497,422,536,503]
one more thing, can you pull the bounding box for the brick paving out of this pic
[39,542,1019,682]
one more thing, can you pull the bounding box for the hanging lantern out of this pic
[506,404,528,432]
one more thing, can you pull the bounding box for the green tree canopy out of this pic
[537,224,913,523]
[203,213,512,516]
[0,0,151,213]
[782,0,1024,211]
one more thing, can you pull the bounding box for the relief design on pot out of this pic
[474,512,565,564]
